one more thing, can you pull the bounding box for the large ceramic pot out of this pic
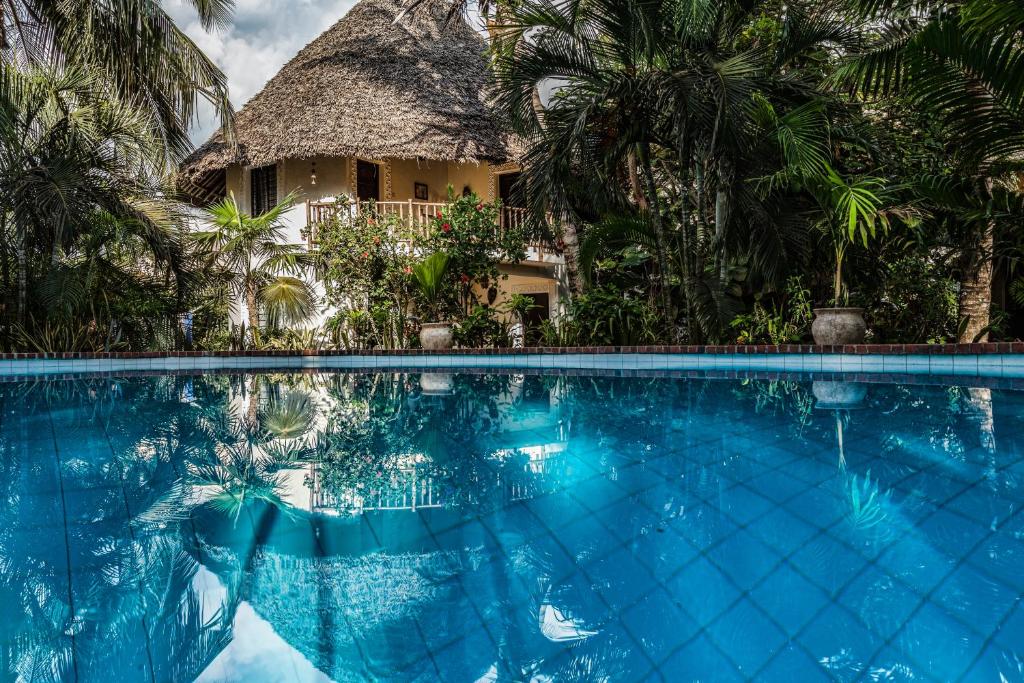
[420,322,454,350]
[811,307,867,345]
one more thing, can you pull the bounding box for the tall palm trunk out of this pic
[637,143,674,334]
[245,282,261,347]
[16,237,26,326]
[560,217,584,296]
[959,219,994,343]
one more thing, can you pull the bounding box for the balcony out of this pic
[304,200,559,263]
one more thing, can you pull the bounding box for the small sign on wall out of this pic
[414,182,428,200]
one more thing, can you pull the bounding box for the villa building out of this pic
[179,0,565,330]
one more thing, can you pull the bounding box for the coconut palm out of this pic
[196,193,317,347]
[838,0,1024,340]
[0,0,234,162]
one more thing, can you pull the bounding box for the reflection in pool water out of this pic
[0,371,1022,681]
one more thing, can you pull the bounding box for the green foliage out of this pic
[869,257,959,343]
[730,277,813,344]
[552,286,664,346]
[316,205,416,349]
[453,306,513,348]
[197,192,317,347]
[412,251,451,321]
[0,64,210,352]
[423,188,528,314]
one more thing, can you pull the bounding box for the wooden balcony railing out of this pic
[305,200,550,260]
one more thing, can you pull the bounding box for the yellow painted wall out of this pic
[389,158,450,202]
[282,156,350,203]
[448,161,493,201]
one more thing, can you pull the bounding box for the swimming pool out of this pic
[1,370,1021,681]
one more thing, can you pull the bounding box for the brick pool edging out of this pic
[0,344,1022,380]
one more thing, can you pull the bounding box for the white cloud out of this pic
[164,0,359,144]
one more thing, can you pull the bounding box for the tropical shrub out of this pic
[453,306,513,348]
[730,277,813,345]
[412,251,451,321]
[549,286,664,346]
[423,188,529,314]
[316,205,416,349]
[868,257,959,344]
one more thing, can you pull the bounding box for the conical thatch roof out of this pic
[179,0,513,192]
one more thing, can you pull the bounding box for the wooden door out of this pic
[356,160,380,201]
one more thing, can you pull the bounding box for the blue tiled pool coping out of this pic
[1,346,1022,379]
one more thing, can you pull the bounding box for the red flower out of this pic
[367,218,376,225]
[436,211,443,219]
[404,266,412,274]
[476,203,483,211]
[460,274,470,284]
[361,251,369,258]
[442,223,451,233]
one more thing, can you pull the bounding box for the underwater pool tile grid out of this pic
[46,401,162,683]
[14,376,1024,682]
[493,432,1024,683]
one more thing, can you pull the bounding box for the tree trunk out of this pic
[627,150,646,208]
[560,218,584,296]
[637,143,674,334]
[958,219,994,343]
[246,283,261,347]
[16,240,26,326]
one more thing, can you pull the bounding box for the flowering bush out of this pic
[423,187,529,314]
[316,203,417,348]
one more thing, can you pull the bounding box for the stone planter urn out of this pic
[811,307,867,345]
[420,322,453,351]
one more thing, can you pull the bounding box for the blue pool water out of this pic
[1,370,1023,682]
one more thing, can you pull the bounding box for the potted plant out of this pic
[413,251,453,350]
[810,169,890,345]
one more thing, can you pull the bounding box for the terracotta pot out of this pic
[812,381,867,409]
[811,307,866,345]
[420,322,453,350]
[419,373,454,395]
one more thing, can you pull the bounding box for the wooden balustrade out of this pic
[304,200,550,259]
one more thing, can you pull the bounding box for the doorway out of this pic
[498,171,522,207]
[356,160,380,201]
[521,292,549,344]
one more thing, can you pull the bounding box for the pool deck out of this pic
[1,343,1023,382]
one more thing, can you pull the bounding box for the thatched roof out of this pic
[179,0,515,194]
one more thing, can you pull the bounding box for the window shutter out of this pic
[250,164,277,216]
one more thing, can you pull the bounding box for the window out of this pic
[250,164,277,216]
[498,171,523,207]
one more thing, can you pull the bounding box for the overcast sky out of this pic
[165,0,359,144]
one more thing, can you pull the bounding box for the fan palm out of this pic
[838,0,1024,340]
[196,193,317,347]
[0,0,234,162]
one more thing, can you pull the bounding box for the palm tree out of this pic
[839,0,1024,340]
[0,0,233,162]
[0,64,194,346]
[196,193,317,346]
[492,0,858,341]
